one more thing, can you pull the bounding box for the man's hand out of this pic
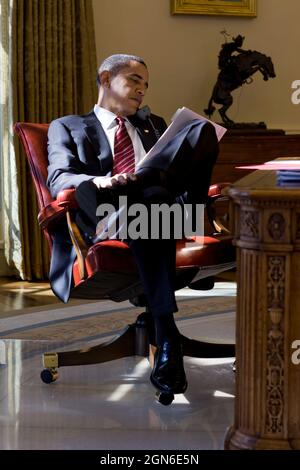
[92,173,138,190]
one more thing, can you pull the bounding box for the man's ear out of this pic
[99,71,110,88]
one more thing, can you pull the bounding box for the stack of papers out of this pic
[138,107,227,167]
[277,162,300,186]
[170,107,227,142]
[277,171,300,186]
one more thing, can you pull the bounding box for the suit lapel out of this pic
[82,112,113,174]
[82,111,160,173]
[128,115,158,152]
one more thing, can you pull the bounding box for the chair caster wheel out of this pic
[155,390,174,406]
[40,368,58,384]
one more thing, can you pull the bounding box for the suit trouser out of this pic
[75,120,219,317]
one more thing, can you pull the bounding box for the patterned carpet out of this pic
[0,293,236,342]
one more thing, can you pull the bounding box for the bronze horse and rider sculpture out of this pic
[204,35,276,126]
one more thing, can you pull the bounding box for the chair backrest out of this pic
[14,122,52,211]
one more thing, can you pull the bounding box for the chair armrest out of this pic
[208,182,231,199]
[37,189,79,229]
[38,201,67,229]
[206,183,232,234]
[56,189,78,209]
[38,188,87,279]
[56,189,88,279]
[66,211,88,280]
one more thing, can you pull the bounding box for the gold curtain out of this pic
[6,0,97,279]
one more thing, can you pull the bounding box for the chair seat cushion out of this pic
[175,235,235,267]
[72,235,235,287]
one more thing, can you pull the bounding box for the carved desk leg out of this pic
[225,187,300,450]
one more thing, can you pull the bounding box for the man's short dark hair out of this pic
[97,54,147,87]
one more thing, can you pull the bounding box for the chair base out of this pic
[41,311,235,373]
[43,313,149,369]
[182,336,235,358]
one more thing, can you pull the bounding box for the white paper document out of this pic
[238,159,300,171]
[266,158,300,165]
[137,107,227,168]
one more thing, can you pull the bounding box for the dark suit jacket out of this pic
[47,110,167,198]
[47,110,167,302]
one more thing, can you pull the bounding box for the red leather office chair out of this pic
[14,122,235,405]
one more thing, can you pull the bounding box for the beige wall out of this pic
[92,0,300,132]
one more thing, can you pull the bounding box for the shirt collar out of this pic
[93,104,117,130]
[93,104,133,130]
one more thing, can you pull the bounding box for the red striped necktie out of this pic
[112,117,135,175]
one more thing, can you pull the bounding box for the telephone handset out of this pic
[136,105,161,140]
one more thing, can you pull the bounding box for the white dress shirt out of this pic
[93,105,147,240]
[93,104,146,168]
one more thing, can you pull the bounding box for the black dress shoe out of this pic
[150,339,187,394]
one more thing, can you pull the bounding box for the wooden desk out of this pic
[213,132,300,184]
[226,170,300,450]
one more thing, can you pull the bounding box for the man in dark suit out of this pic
[47,54,219,397]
